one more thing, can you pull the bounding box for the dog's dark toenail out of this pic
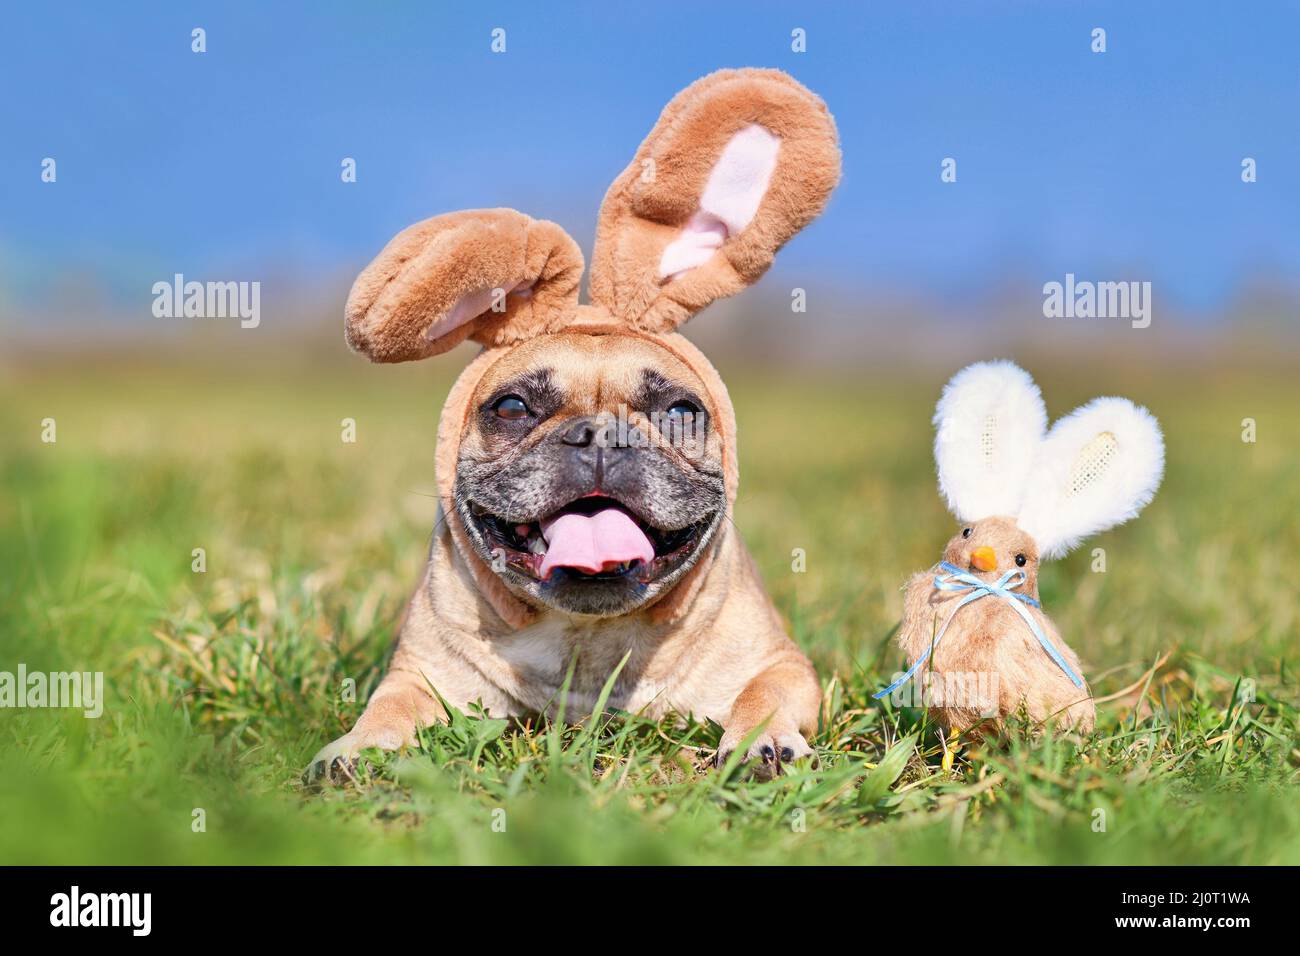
[760,744,775,762]
[780,746,795,762]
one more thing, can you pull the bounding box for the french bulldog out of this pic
[309,68,841,781]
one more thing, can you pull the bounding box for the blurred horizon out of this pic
[2,1,1299,366]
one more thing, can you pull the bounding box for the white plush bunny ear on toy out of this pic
[1016,397,1165,559]
[933,361,1048,522]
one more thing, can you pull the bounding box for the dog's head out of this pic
[344,68,840,623]
[454,332,726,615]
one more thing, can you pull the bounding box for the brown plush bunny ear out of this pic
[345,208,584,362]
[588,68,840,333]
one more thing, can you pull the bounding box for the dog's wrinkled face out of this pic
[455,332,727,617]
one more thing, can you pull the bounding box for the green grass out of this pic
[2,354,1297,864]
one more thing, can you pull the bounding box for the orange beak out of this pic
[969,546,998,573]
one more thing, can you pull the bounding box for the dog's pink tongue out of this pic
[539,508,655,579]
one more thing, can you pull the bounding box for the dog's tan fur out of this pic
[311,69,840,780]
[318,332,820,772]
[343,486,820,762]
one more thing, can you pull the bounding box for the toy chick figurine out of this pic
[877,361,1165,738]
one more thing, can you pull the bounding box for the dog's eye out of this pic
[665,400,700,419]
[493,395,530,420]
[1015,553,1027,567]
[962,528,972,538]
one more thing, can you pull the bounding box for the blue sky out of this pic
[3,1,1297,319]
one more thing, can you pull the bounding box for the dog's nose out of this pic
[561,417,600,447]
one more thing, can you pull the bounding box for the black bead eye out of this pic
[961,528,972,538]
[1015,553,1027,567]
[666,399,700,419]
[493,395,530,420]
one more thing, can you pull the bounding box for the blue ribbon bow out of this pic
[873,561,1084,700]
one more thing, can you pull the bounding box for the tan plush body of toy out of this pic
[880,361,1165,735]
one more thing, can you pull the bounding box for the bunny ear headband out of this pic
[343,69,840,628]
[933,361,1165,559]
[344,67,840,362]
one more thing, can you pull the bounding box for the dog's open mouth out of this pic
[467,495,713,584]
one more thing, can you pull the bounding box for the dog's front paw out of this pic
[304,725,408,788]
[714,727,813,780]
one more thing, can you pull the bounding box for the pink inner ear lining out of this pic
[423,278,537,341]
[657,123,782,280]
[659,212,729,281]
